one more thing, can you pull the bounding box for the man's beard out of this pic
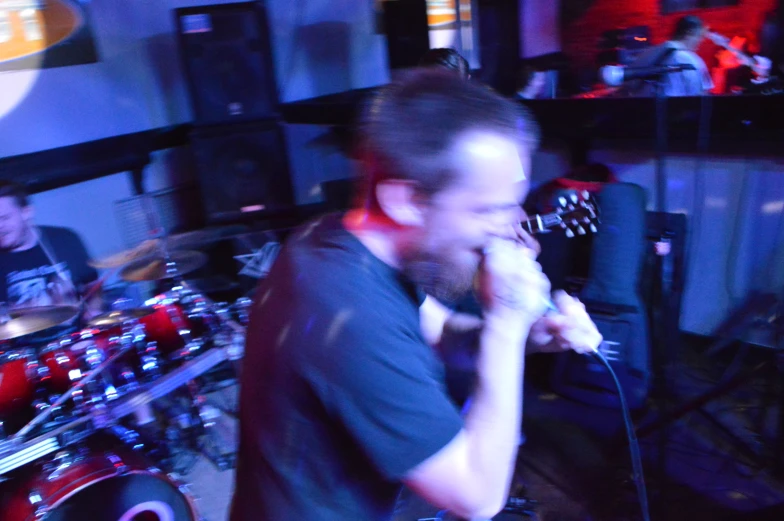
[401,248,478,305]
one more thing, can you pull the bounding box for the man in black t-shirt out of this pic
[231,70,603,521]
[0,181,100,342]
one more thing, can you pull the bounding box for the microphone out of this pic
[600,63,697,86]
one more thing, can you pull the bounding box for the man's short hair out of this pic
[672,15,704,41]
[0,180,29,207]
[356,68,540,203]
[418,48,470,79]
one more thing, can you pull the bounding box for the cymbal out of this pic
[120,251,207,282]
[88,240,160,270]
[88,230,223,270]
[0,306,80,341]
[87,308,156,328]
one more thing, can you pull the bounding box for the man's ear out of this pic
[375,179,425,227]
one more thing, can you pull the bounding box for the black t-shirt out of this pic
[0,226,97,342]
[230,214,463,521]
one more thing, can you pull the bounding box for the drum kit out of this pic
[0,224,254,520]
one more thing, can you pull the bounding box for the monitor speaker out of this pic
[175,2,278,124]
[190,121,294,223]
[382,0,430,69]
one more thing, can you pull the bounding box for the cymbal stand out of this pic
[136,192,209,360]
[133,195,242,469]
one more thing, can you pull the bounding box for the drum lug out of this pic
[25,354,42,383]
[109,424,145,451]
[180,484,202,503]
[170,475,202,503]
[43,450,82,481]
[174,339,206,362]
[137,341,163,382]
[28,489,49,519]
[106,451,130,475]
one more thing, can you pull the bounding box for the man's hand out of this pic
[476,238,550,328]
[526,290,602,355]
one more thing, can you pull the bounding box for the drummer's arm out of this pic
[81,279,104,321]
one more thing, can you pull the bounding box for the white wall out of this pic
[29,172,136,262]
[520,0,561,58]
[0,0,389,158]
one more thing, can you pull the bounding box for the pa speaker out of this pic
[190,121,294,223]
[383,0,430,69]
[175,2,278,124]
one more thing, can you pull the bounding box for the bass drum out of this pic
[1,438,199,521]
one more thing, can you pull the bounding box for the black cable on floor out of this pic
[591,349,651,521]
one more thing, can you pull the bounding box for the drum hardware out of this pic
[0,344,230,477]
[10,340,138,442]
[196,402,236,471]
[106,423,144,452]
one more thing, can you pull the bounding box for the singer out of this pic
[622,15,714,97]
[0,180,102,342]
[230,69,602,521]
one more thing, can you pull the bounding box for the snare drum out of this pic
[0,440,200,521]
[0,349,38,418]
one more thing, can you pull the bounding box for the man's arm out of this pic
[420,295,456,347]
[404,241,548,519]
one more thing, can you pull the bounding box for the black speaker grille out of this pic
[190,122,294,222]
[176,3,279,124]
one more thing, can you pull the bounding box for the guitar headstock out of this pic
[524,190,600,238]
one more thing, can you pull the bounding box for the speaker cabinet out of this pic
[190,121,294,223]
[175,2,278,124]
[382,0,430,70]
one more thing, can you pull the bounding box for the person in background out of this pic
[419,47,471,79]
[0,180,101,341]
[760,8,784,77]
[625,15,713,97]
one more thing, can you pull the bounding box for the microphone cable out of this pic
[590,346,651,521]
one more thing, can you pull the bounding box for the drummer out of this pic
[0,180,103,342]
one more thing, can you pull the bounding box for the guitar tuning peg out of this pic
[590,223,598,233]
[577,226,586,235]
[581,190,589,199]
[565,228,575,238]
[570,194,578,204]
[558,196,567,207]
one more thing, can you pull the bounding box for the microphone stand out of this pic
[653,76,667,213]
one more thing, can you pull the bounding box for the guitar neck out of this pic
[522,212,565,235]
[709,32,755,67]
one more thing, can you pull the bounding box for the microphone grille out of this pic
[601,65,624,87]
